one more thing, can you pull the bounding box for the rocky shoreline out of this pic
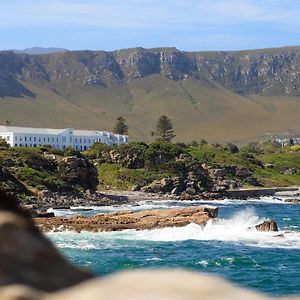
[21,186,300,219]
[35,206,218,232]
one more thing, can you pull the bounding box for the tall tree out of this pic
[152,115,175,143]
[113,116,128,135]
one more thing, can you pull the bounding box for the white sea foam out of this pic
[47,208,300,250]
[197,260,209,267]
[47,195,293,217]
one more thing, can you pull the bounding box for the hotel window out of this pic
[56,138,59,142]
[52,138,54,142]
[25,137,27,141]
[80,139,82,143]
[39,137,41,142]
[29,137,32,141]
[7,136,10,141]
[48,137,50,142]
[15,136,17,141]
[84,139,86,143]
[34,137,36,142]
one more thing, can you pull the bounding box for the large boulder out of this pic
[60,156,99,192]
[255,220,278,232]
[109,149,145,169]
[213,168,227,178]
[235,166,252,178]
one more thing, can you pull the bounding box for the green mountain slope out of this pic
[1,47,300,143]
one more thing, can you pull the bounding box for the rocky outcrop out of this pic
[0,190,92,292]
[36,206,218,232]
[58,156,99,193]
[109,149,145,169]
[255,220,278,232]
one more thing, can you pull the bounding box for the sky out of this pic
[0,0,300,51]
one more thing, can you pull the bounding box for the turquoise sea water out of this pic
[47,197,300,297]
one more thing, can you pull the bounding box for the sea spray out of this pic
[48,208,300,249]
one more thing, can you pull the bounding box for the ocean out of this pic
[47,197,300,296]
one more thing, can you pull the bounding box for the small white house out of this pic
[0,126,128,150]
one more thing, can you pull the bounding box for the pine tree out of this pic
[153,115,175,143]
[113,116,128,135]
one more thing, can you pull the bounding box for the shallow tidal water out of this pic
[47,197,300,296]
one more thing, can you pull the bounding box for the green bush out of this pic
[15,167,68,191]
[64,146,80,157]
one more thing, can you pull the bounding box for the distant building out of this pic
[273,136,300,147]
[0,126,128,150]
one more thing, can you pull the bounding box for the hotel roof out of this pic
[0,126,64,135]
[0,126,125,137]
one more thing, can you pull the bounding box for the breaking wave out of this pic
[48,208,300,249]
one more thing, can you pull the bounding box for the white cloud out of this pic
[0,0,299,30]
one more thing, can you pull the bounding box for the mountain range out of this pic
[1,46,300,143]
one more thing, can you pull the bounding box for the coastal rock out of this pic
[255,220,278,232]
[59,156,99,192]
[185,187,196,195]
[109,149,145,169]
[160,177,174,191]
[0,190,93,292]
[38,190,54,199]
[213,168,227,178]
[131,184,141,192]
[35,211,55,218]
[235,166,252,178]
[284,199,300,204]
[281,167,297,175]
[35,206,218,232]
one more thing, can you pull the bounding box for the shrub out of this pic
[64,146,80,157]
[0,138,9,149]
[15,167,67,191]
[227,143,239,154]
[291,145,300,152]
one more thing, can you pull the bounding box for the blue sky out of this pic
[0,0,300,51]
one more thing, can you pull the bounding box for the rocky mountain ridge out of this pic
[1,46,300,98]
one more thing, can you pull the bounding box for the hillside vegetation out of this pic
[85,141,300,191]
[1,141,299,201]
[0,145,98,200]
[1,47,300,142]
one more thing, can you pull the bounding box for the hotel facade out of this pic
[0,126,128,150]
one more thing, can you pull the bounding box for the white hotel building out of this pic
[0,126,128,150]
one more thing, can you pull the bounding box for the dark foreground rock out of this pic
[35,206,218,233]
[255,220,278,232]
[0,190,93,292]
[0,270,281,300]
